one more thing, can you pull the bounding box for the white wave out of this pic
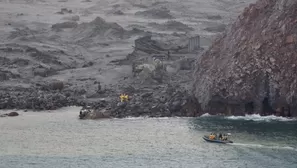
[123,116,149,120]
[155,117,170,120]
[231,143,297,151]
[0,106,82,114]
[200,113,211,117]
[121,116,194,120]
[226,114,296,122]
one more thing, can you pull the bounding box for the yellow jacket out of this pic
[120,94,125,102]
[124,94,128,101]
[120,94,129,102]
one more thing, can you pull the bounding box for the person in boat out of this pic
[209,133,216,140]
[219,133,223,140]
[222,134,228,141]
[208,133,212,139]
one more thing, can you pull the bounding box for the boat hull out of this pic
[203,136,233,144]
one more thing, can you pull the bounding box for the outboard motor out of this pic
[79,109,84,119]
[79,107,88,119]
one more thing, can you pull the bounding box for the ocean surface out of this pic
[0,107,296,168]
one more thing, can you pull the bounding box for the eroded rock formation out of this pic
[0,112,19,117]
[193,0,297,117]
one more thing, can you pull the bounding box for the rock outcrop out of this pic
[0,88,78,110]
[109,88,199,118]
[193,0,297,117]
[79,84,200,119]
[71,17,127,42]
[79,105,111,119]
[0,112,19,117]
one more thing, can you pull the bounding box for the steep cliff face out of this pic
[193,0,297,117]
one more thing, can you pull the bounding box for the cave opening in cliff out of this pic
[261,97,273,116]
[245,101,254,114]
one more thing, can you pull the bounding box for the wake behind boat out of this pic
[203,133,233,144]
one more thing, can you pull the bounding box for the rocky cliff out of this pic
[193,0,297,117]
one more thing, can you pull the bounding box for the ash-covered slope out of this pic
[193,0,297,117]
[71,17,127,42]
[0,16,131,110]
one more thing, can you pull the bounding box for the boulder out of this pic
[7,112,19,116]
[79,107,111,119]
[0,112,19,117]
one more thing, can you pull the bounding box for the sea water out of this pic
[0,107,296,168]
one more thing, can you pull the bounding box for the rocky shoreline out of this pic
[0,79,200,118]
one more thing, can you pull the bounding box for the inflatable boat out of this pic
[203,135,233,144]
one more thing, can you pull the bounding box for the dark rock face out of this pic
[109,86,199,118]
[7,112,19,116]
[193,0,297,117]
[0,112,19,117]
[0,87,78,110]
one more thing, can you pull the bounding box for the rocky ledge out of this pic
[0,82,200,119]
[193,0,297,117]
[79,84,200,119]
